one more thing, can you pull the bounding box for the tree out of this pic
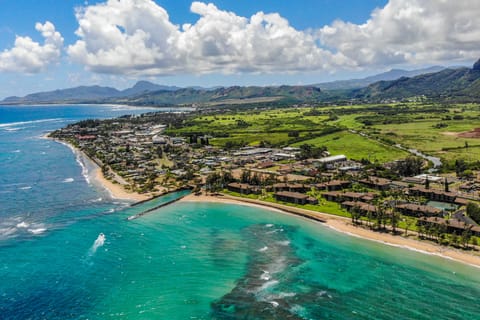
[444,177,449,192]
[395,156,423,176]
[404,218,414,236]
[466,202,480,224]
[350,205,362,225]
[455,159,467,176]
[240,170,251,184]
[425,177,430,189]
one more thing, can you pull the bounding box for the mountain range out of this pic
[2,62,479,106]
[355,59,480,102]
[315,66,445,90]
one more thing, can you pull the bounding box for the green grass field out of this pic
[292,130,408,162]
[168,102,480,165]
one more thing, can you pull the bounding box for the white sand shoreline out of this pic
[44,134,152,202]
[181,193,480,269]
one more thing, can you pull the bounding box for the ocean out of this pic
[0,105,479,319]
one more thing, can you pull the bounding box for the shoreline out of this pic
[44,134,152,202]
[181,193,480,269]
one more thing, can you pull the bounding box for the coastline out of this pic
[181,193,480,269]
[45,134,152,202]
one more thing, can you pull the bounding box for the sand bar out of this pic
[181,193,480,269]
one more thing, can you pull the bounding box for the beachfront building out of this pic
[227,182,262,195]
[274,191,318,205]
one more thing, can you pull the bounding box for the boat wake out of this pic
[88,233,106,256]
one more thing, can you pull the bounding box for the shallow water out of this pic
[1,105,479,319]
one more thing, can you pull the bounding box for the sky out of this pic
[0,0,479,99]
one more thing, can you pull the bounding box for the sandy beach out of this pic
[93,167,151,202]
[181,193,480,268]
[45,134,153,202]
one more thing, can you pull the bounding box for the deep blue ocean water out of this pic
[1,105,480,319]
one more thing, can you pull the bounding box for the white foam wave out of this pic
[16,221,30,228]
[258,246,269,252]
[265,224,274,228]
[0,118,63,128]
[0,227,17,238]
[276,240,290,246]
[260,271,271,281]
[19,186,32,190]
[11,150,21,153]
[75,152,90,184]
[258,280,279,292]
[277,292,296,298]
[28,228,47,235]
[269,301,279,308]
[62,178,74,183]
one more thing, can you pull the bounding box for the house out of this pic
[408,187,457,203]
[227,183,261,195]
[395,203,443,217]
[273,183,308,193]
[315,180,351,191]
[322,191,376,203]
[274,191,318,205]
[418,217,480,236]
[359,177,391,191]
[257,161,275,169]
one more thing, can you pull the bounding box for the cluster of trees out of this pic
[467,202,480,224]
[417,222,474,248]
[240,171,278,186]
[205,171,234,192]
[297,144,327,160]
[393,156,424,176]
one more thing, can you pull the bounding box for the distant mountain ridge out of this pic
[315,66,445,90]
[2,61,480,105]
[2,81,181,104]
[355,59,480,102]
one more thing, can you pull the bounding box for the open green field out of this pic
[291,130,408,162]
[168,102,480,165]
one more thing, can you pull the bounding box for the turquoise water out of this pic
[1,105,480,319]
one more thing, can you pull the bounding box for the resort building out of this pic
[274,191,318,205]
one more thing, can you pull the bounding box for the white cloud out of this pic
[0,21,63,73]
[68,0,480,76]
[318,0,480,67]
[68,0,342,75]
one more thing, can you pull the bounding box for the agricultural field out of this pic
[168,102,480,165]
[291,130,407,163]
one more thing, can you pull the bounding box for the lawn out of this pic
[292,130,408,162]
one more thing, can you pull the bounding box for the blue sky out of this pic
[0,0,478,98]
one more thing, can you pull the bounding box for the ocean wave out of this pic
[0,118,63,128]
[260,270,271,281]
[4,127,23,131]
[28,227,47,235]
[257,279,279,293]
[258,246,269,252]
[19,186,32,190]
[62,178,74,183]
[0,227,17,238]
[16,221,30,228]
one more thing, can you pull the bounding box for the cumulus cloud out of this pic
[318,0,480,67]
[67,0,480,76]
[0,21,63,73]
[68,0,344,75]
